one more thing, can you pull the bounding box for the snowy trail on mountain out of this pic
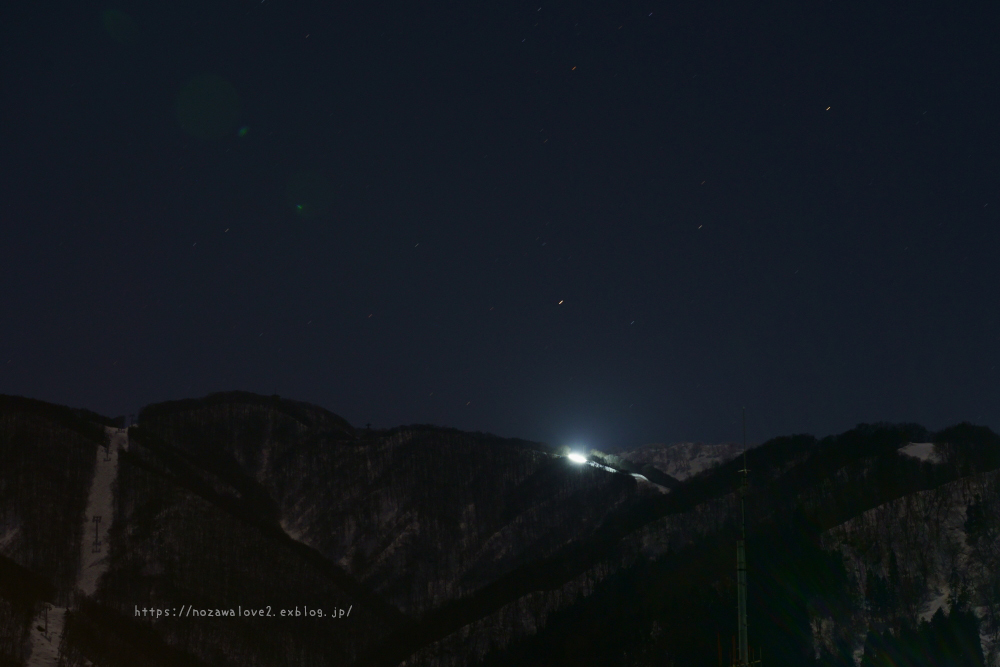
[25,606,66,667]
[78,427,127,595]
[630,473,670,494]
[27,426,128,666]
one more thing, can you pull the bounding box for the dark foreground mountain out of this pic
[1,392,998,666]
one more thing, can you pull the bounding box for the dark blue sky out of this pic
[2,0,998,450]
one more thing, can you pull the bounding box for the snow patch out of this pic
[898,442,941,463]
[920,585,951,621]
[280,518,307,543]
[26,605,66,667]
[0,525,19,552]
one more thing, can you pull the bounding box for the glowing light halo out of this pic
[567,453,587,464]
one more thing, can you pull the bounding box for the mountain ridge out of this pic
[2,392,998,666]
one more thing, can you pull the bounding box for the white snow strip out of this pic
[631,473,670,494]
[25,427,129,666]
[898,442,941,463]
[25,606,66,667]
[975,605,995,666]
[77,428,127,596]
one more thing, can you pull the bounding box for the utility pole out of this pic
[732,407,761,666]
[736,407,749,666]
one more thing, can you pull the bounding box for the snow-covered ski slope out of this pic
[78,427,127,596]
[26,425,128,666]
[25,605,66,667]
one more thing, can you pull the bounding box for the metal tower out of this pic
[733,407,761,667]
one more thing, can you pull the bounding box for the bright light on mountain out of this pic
[567,453,587,463]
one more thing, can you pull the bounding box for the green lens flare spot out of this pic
[238,125,249,137]
[102,9,139,44]
[175,74,241,140]
[286,172,333,218]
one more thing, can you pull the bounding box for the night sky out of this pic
[2,0,998,450]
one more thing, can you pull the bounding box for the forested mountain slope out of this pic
[2,392,998,667]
